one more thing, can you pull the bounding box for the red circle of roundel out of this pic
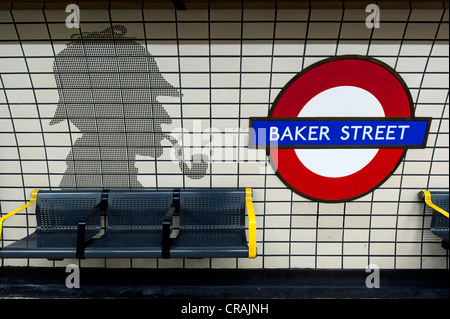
[269,55,413,202]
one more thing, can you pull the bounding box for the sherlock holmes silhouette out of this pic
[50,25,208,188]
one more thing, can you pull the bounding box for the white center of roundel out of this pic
[295,86,385,178]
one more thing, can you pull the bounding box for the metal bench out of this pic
[419,190,449,249]
[0,190,104,259]
[84,190,175,259]
[168,189,254,258]
[0,188,257,260]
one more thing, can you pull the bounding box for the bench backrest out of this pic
[36,190,102,231]
[179,189,245,231]
[107,190,173,230]
[431,192,449,212]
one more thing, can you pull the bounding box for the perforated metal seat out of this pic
[84,190,173,258]
[429,192,449,243]
[0,191,102,259]
[420,191,449,249]
[170,189,249,258]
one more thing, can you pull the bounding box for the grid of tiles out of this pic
[0,5,449,269]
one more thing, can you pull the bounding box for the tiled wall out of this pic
[0,5,448,269]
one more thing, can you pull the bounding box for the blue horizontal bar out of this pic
[250,118,430,148]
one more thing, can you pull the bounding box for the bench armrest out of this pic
[162,203,179,259]
[162,189,180,259]
[420,190,449,218]
[0,190,39,240]
[245,188,257,258]
[76,203,103,258]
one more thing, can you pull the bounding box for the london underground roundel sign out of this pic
[250,55,431,202]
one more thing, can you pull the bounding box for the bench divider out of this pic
[162,189,180,259]
[76,190,109,259]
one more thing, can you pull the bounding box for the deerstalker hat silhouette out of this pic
[50,24,180,127]
[48,25,207,187]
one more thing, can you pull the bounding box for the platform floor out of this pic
[0,267,448,299]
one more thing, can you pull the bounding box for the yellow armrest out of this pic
[0,189,39,239]
[245,188,257,258]
[421,190,449,218]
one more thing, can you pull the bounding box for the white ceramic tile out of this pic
[264,256,290,268]
[0,24,18,40]
[211,175,237,187]
[370,216,397,229]
[26,57,54,72]
[12,10,45,22]
[396,57,428,72]
[431,43,450,57]
[336,41,369,55]
[368,41,401,56]
[290,256,316,268]
[242,40,273,55]
[276,22,307,39]
[400,41,432,56]
[428,175,449,188]
[265,215,291,228]
[243,9,275,21]
[372,22,407,39]
[316,256,342,268]
[241,73,270,88]
[340,22,372,38]
[242,22,274,39]
[343,243,368,255]
[310,9,343,21]
[370,243,395,256]
[317,229,342,242]
[1,74,32,88]
[405,23,439,39]
[211,88,239,103]
[422,73,449,88]
[410,9,445,21]
[291,215,317,228]
[145,22,176,39]
[291,229,316,242]
[177,22,209,39]
[422,257,448,269]
[210,40,241,55]
[210,22,241,39]
[210,9,241,21]
[342,257,369,269]
[308,22,340,38]
[210,57,241,72]
[22,43,54,57]
[304,41,337,56]
[290,242,316,255]
[437,23,449,39]
[0,10,13,22]
[80,9,110,22]
[418,89,449,104]
[380,9,411,21]
[343,229,369,241]
[143,9,175,21]
[110,9,142,21]
[272,57,302,72]
[179,57,209,72]
[265,242,290,255]
[343,9,370,21]
[16,24,49,40]
[241,88,270,103]
[276,9,309,21]
[273,40,304,56]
